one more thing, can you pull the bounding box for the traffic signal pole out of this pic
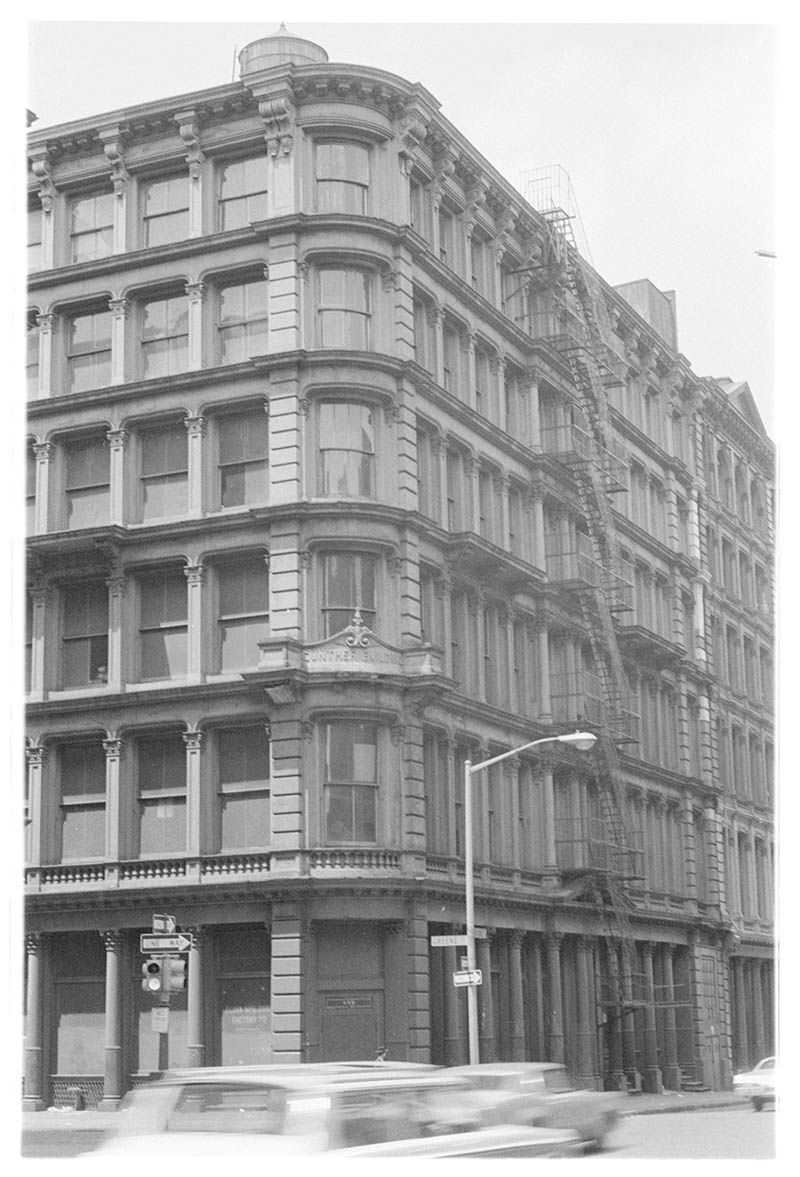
[158,986,170,1072]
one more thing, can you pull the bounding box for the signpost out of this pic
[139,915,190,1071]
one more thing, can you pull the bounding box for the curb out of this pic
[625,1098,746,1117]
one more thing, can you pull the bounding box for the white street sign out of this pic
[430,935,469,948]
[140,933,193,953]
[152,914,176,934]
[151,1006,169,1033]
[453,969,483,987]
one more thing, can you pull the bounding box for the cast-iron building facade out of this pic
[24,28,774,1109]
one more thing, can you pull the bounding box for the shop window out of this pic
[217,155,269,230]
[66,307,112,394]
[64,434,110,529]
[55,966,105,1075]
[218,408,269,507]
[218,277,268,364]
[218,727,270,851]
[69,190,114,263]
[217,558,269,671]
[62,581,108,687]
[28,206,42,272]
[141,293,188,379]
[139,420,188,519]
[323,721,377,843]
[59,741,106,860]
[318,401,375,498]
[139,568,187,680]
[321,552,377,636]
[315,141,370,214]
[317,268,371,349]
[137,732,186,855]
[141,173,189,247]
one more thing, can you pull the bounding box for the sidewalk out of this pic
[20,1088,750,1135]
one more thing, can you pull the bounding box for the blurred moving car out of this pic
[732,1056,776,1111]
[88,1064,584,1157]
[450,1061,628,1150]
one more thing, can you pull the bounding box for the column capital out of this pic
[25,744,47,767]
[102,737,123,758]
[184,563,205,586]
[185,925,207,948]
[185,281,205,305]
[508,928,525,949]
[184,414,206,437]
[544,931,564,950]
[106,575,127,600]
[109,297,129,318]
[32,441,52,463]
[183,730,204,752]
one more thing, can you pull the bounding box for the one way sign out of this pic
[140,932,193,954]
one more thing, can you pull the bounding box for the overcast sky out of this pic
[26,16,776,431]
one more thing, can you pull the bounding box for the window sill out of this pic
[48,685,113,701]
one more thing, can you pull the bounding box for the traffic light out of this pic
[141,957,164,992]
[165,956,187,992]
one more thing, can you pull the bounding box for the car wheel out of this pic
[752,1097,763,1112]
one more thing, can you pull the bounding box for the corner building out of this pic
[24,29,775,1108]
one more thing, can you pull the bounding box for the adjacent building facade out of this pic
[24,28,775,1109]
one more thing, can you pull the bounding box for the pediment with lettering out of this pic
[256,610,443,677]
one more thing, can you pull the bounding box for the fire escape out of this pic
[522,166,660,1088]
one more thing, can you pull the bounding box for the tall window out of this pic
[315,142,370,214]
[470,235,486,293]
[317,269,371,349]
[321,552,377,636]
[28,207,43,272]
[318,401,375,497]
[69,191,114,263]
[26,444,36,533]
[141,294,188,378]
[27,312,39,396]
[218,727,270,850]
[64,435,110,529]
[217,558,269,671]
[323,722,377,843]
[62,582,108,687]
[137,733,186,855]
[141,174,189,247]
[60,742,106,860]
[67,308,112,394]
[442,321,459,392]
[140,421,188,519]
[218,278,268,364]
[438,207,454,265]
[24,593,33,693]
[416,423,438,520]
[218,409,269,507]
[474,345,490,417]
[139,569,187,680]
[217,156,269,230]
[413,297,434,372]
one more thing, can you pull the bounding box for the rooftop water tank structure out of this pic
[239,24,328,77]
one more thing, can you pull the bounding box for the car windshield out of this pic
[542,1068,573,1092]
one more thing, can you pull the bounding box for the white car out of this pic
[87,1064,585,1157]
[732,1056,776,1111]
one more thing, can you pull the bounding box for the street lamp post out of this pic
[462,730,597,1065]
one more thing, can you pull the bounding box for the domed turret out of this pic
[238,23,328,77]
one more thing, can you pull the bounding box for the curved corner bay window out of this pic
[141,294,188,379]
[142,174,189,247]
[324,722,377,844]
[140,421,188,519]
[218,727,270,851]
[319,401,375,497]
[69,190,114,263]
[219,409,269,507]
[317,269,371,349]
[315,142,370,214]
[62,581,108,687]
[65,435,110,529]
[137,733,186,855]
[60,742,106,860]
[217,559,270,671]
[139,569,187,680]
[322,552,377,636]
[218,278,268,364]
[67,308,112,394]
[218,156,269,230]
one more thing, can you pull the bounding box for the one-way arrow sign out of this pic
[140,933,193,954]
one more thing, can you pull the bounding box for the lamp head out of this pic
[557,731,597,752]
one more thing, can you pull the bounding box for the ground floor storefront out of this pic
[23,889,770,1109]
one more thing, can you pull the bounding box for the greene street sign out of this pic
[430,929,488,948]
[140,933,193,954]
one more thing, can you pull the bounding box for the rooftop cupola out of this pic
[238,23,328,77]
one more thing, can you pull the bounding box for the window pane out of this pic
[140,571,187,627]
[218,561,269,615]
[63,583,108,637]
[219,411,268,464]
[61,743,106,796]
[62,806,105,860]
[66,437,109,489]
[317,143,370,184]
[56,982,105,1073]
[139,736,186,790]
[141,473,188,519]
[219,728,270,787]
[140,797,186,855]
[221,792,271,850]
[141,628,187,678]
[219,617,270,670]
[326,723,377,782]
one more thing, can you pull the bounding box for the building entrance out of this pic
[319,991,383,1061]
